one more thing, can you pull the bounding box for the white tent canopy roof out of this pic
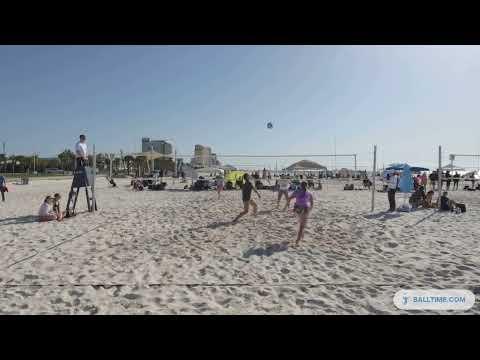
[441,164,466,171]
[132,151,174,160]
[196,167,224,174]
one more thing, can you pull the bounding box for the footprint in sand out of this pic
[385,242,398,248]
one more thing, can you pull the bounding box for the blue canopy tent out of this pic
[398,165,414,193]
[386,163,429,173]
[397,165,414,211]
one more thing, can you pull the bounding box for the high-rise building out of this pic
[190,144,220,168]
[141,137,173,155]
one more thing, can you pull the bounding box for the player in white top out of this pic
[276,174,291,210]
[75,134,88,168]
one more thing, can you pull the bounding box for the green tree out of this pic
[58,149,76,171]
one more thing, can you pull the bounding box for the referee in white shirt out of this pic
[75,134,88,169]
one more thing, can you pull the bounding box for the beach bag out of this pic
[456,203,466,213]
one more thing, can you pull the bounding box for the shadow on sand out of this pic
[0,215,38,226]
[364,211,402,222]
[413,210,438,226]
[242,242,290,258]
[206,221,234,229]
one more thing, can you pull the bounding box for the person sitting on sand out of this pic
[52,193,64,221]
[132,178,144,191]
[286,181,314,247]
[423,190,436,208]
[440,191,457,211]
[233,173,261,223]
[39,196,60,222]
[409,186,426,209]
[106,176,117,187]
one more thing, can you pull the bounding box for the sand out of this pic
[0,177,479,314]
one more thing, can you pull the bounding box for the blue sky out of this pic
[1,45,480,170]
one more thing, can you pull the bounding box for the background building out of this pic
[190,144,221,168]
[142,137,173,155]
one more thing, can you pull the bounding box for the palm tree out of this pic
[95,153,106,171]
[0,153,6,174]
[124,155,135,175]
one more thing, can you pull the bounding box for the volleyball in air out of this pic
[266,122,273,129]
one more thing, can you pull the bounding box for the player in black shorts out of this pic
[233,173,261,223]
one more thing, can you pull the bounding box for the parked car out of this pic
[45,168,64,174]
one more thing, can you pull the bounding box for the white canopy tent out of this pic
[132,151,174,173]
[195,167,225,177]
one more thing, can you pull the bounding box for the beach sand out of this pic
[0,177,479,314]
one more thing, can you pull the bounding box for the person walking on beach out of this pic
[75,134,88,169]
[387,172,399,212]
[215,172,224,199]
[276,174,290,210]
[453,172,460,190]
[233,173,261,223]
[286,181,314,247]
[0,174,7,202]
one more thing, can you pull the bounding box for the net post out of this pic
[371,145,377,212]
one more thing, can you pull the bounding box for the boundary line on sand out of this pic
[1,283,479,289]
[4,223,107,269]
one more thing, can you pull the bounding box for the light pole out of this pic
[33,153,37,175]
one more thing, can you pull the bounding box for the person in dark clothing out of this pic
[453,172,460,190]
[0,174,7,202]
[233,173,261,223]
[440,192,456,211]
[106,176,117,187]
[429,171,436,191]
[409,186,426,209]
[387,172,399,211]
[445,171,451,190]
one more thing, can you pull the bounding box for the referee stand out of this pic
[65,145,98,217]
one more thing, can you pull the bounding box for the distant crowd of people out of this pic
[427,170,462,191]
[384,170,467,213]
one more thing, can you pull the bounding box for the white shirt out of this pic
[39,202,52,217]
[278,179,290,191]
[75,141,88,159]
[388,175,399,190]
